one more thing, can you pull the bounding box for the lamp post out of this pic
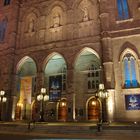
[96,84,108,123]
[0,90,7,121]
[37,88,49,122]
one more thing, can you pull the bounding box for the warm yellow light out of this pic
[91,101,96,106]
[44,95,49,101]
[0,90,5,96]
[41,88,46,94]
[2,97,7,102]
[108,99,113,113]
[17,102,23,107]
[99,84,104,90]
[37,94,43,101]
[61,102,66,107]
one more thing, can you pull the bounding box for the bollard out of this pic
[28,121,31,130]
[97,123,102,132]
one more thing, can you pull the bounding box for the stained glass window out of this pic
[117,0,130,20]
[123,54,138,88]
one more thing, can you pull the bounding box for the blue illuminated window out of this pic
[0,18,8,42]
[117,0,130,20]
[4,0,10,6]
[123,54,138,88]
[124,58,131,87]
[130,58,138,87]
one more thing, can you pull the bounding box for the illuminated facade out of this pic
[0,0,140,122]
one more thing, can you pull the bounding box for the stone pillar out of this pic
[106,89,115,123]
[6,74,19,121]
[0,73,14,121]
[10,96,18,121]
[66,68,74,121]
[102,37,115,89]
[36,72,44,94]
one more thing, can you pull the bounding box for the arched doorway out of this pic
[31,100,40,121]
[43,53,67,121]
[88,98,100,121]
[74,48,101,121]
[15,56,37,120]
[15,102,23,120]
[58,99,67,121]
[74,48,101,93]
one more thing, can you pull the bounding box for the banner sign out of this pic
[125,94,140,110]
[49,75,62,102]
[20,77,32,104]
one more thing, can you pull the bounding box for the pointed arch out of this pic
[72,0,99,9]
[120,46,139,88]
[74,47,100,68]
[22,7,40,22]
[43,52,67,72]
[43,52,67,101]
[16,56,37,75]
[119,42,139,61]
[46,0,67,15]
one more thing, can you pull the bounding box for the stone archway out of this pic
[15,56,37,121]
[88,98,100,121]
[44,53,67,101]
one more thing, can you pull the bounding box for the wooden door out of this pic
[88,98,100,120]
[32,101,40,121]
[58,100,67,121]
[15,104,22,120]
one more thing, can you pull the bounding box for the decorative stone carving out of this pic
[47,6,64,42]
[79,0,90,22]
[77,0,100,38]
[28,18,35,36]
[28,19,34,33]
[82,7,89,22]
[53,12,61,28]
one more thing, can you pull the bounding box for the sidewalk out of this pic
[0,121,140,139]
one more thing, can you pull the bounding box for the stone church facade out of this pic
[0,0,140,123]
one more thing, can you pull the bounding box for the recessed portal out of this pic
[58,99,67,121]
[88,98,100,121]
[15,56,37,120]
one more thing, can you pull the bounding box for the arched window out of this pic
[4,0,11,6]
[0,18,8,42]
[117,0,130,20]
[130,57,137,87]
[123,54,138,88]
[87,64,100,90]
[88,81,91,89]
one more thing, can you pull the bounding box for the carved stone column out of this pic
[66,68,74,121]
[102,37,115,89]
[36,72,44,94]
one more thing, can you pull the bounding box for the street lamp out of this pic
[37,88,49,122]
[96,84,108,123]
[0,90,7,121]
